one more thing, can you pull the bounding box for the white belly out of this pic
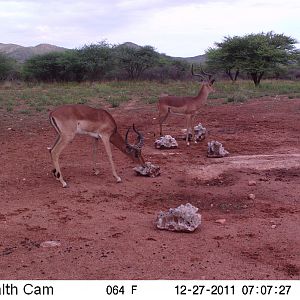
[76,123,102,138]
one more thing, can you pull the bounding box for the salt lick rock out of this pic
[207,141,229,158]
[154,135,178,149]
[194,123,207,141]
[133,162,160,177]
[155,203,201,232]
[183,123,207,142]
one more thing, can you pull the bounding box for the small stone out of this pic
[248,193,256,200]
[215,219,226,225]
[271,224,277,229]
[248,180,257,186]
[40,241,61,248]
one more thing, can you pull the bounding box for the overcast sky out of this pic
[1,0,299,57]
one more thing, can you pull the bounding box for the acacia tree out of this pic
[116,45,159,80]
[206,36,243,82]
[0,53,17,80]
[22,52,64,81]
[77,41,114,81]
[206,32,298,86]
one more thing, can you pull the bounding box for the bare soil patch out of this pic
[1,97,300,279]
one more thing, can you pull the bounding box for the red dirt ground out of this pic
[1,96,300,280]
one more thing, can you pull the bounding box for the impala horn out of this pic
[132,124,144,149]
[191,64,213,81]
[125,124,144,149]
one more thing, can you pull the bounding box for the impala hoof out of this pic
[62,182,68,188]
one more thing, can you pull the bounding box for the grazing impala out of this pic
[158,65,215,145]
[48,104,145,187]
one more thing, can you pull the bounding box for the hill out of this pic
[0,42,206,64]
[0,43,66,62]
[118,42,207,64]
[173,54,207,64]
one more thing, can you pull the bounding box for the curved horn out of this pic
[200,66,212,80]
[192,64,213,81]
[191,64,205,81]
[132,124,144,148]
[125,127,131,147]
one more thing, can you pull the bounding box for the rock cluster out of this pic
[207,141,229,158]
[155,135,178,149]
[133,162,160,177]
[155,203,201,232]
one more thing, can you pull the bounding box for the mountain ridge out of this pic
[0,42,206,63]
[0,43,67,62]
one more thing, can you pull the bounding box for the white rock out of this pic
[207,141,229,158]
[156,203,201,232]
[215,219,226,225]
[155,135,178,149]
[248,193,256,200]
[40,241,61,248]
[183,123,207,142]
[248,180,257,186]
[133,162,160,177]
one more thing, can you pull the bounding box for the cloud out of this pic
[0,0,298,56]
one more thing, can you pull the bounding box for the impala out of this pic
[158,65,215,145]
[48,104,145,187]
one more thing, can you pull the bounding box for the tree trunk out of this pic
[226,68,240,82]
[250,71,264,86]
[257,71,264,85]
[234,68,240,81]
[226,69,234,81]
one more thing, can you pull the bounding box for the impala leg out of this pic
[158,110,169,136]
[186,115,192,146]
[50,134,73,187]
[102,136,122,183]
[191,115,197,143]
[92,138,100,175]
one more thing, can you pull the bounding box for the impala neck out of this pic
[109,130,128,155]
[196,85,210,103]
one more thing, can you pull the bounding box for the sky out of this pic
[1,0,299,57]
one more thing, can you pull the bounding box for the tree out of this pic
[22,42,115,82]
[206,32,298,86]
[22,52,64,81]
[116,45,159,80]
[206,37,243,82]
[0,53,17,81]
[78,41,114,81]
[146,55,189,82]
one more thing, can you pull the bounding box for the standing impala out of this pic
[48,104,145,187]
[158,65,215,145]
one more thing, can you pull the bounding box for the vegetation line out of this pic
[1,80,299,114]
